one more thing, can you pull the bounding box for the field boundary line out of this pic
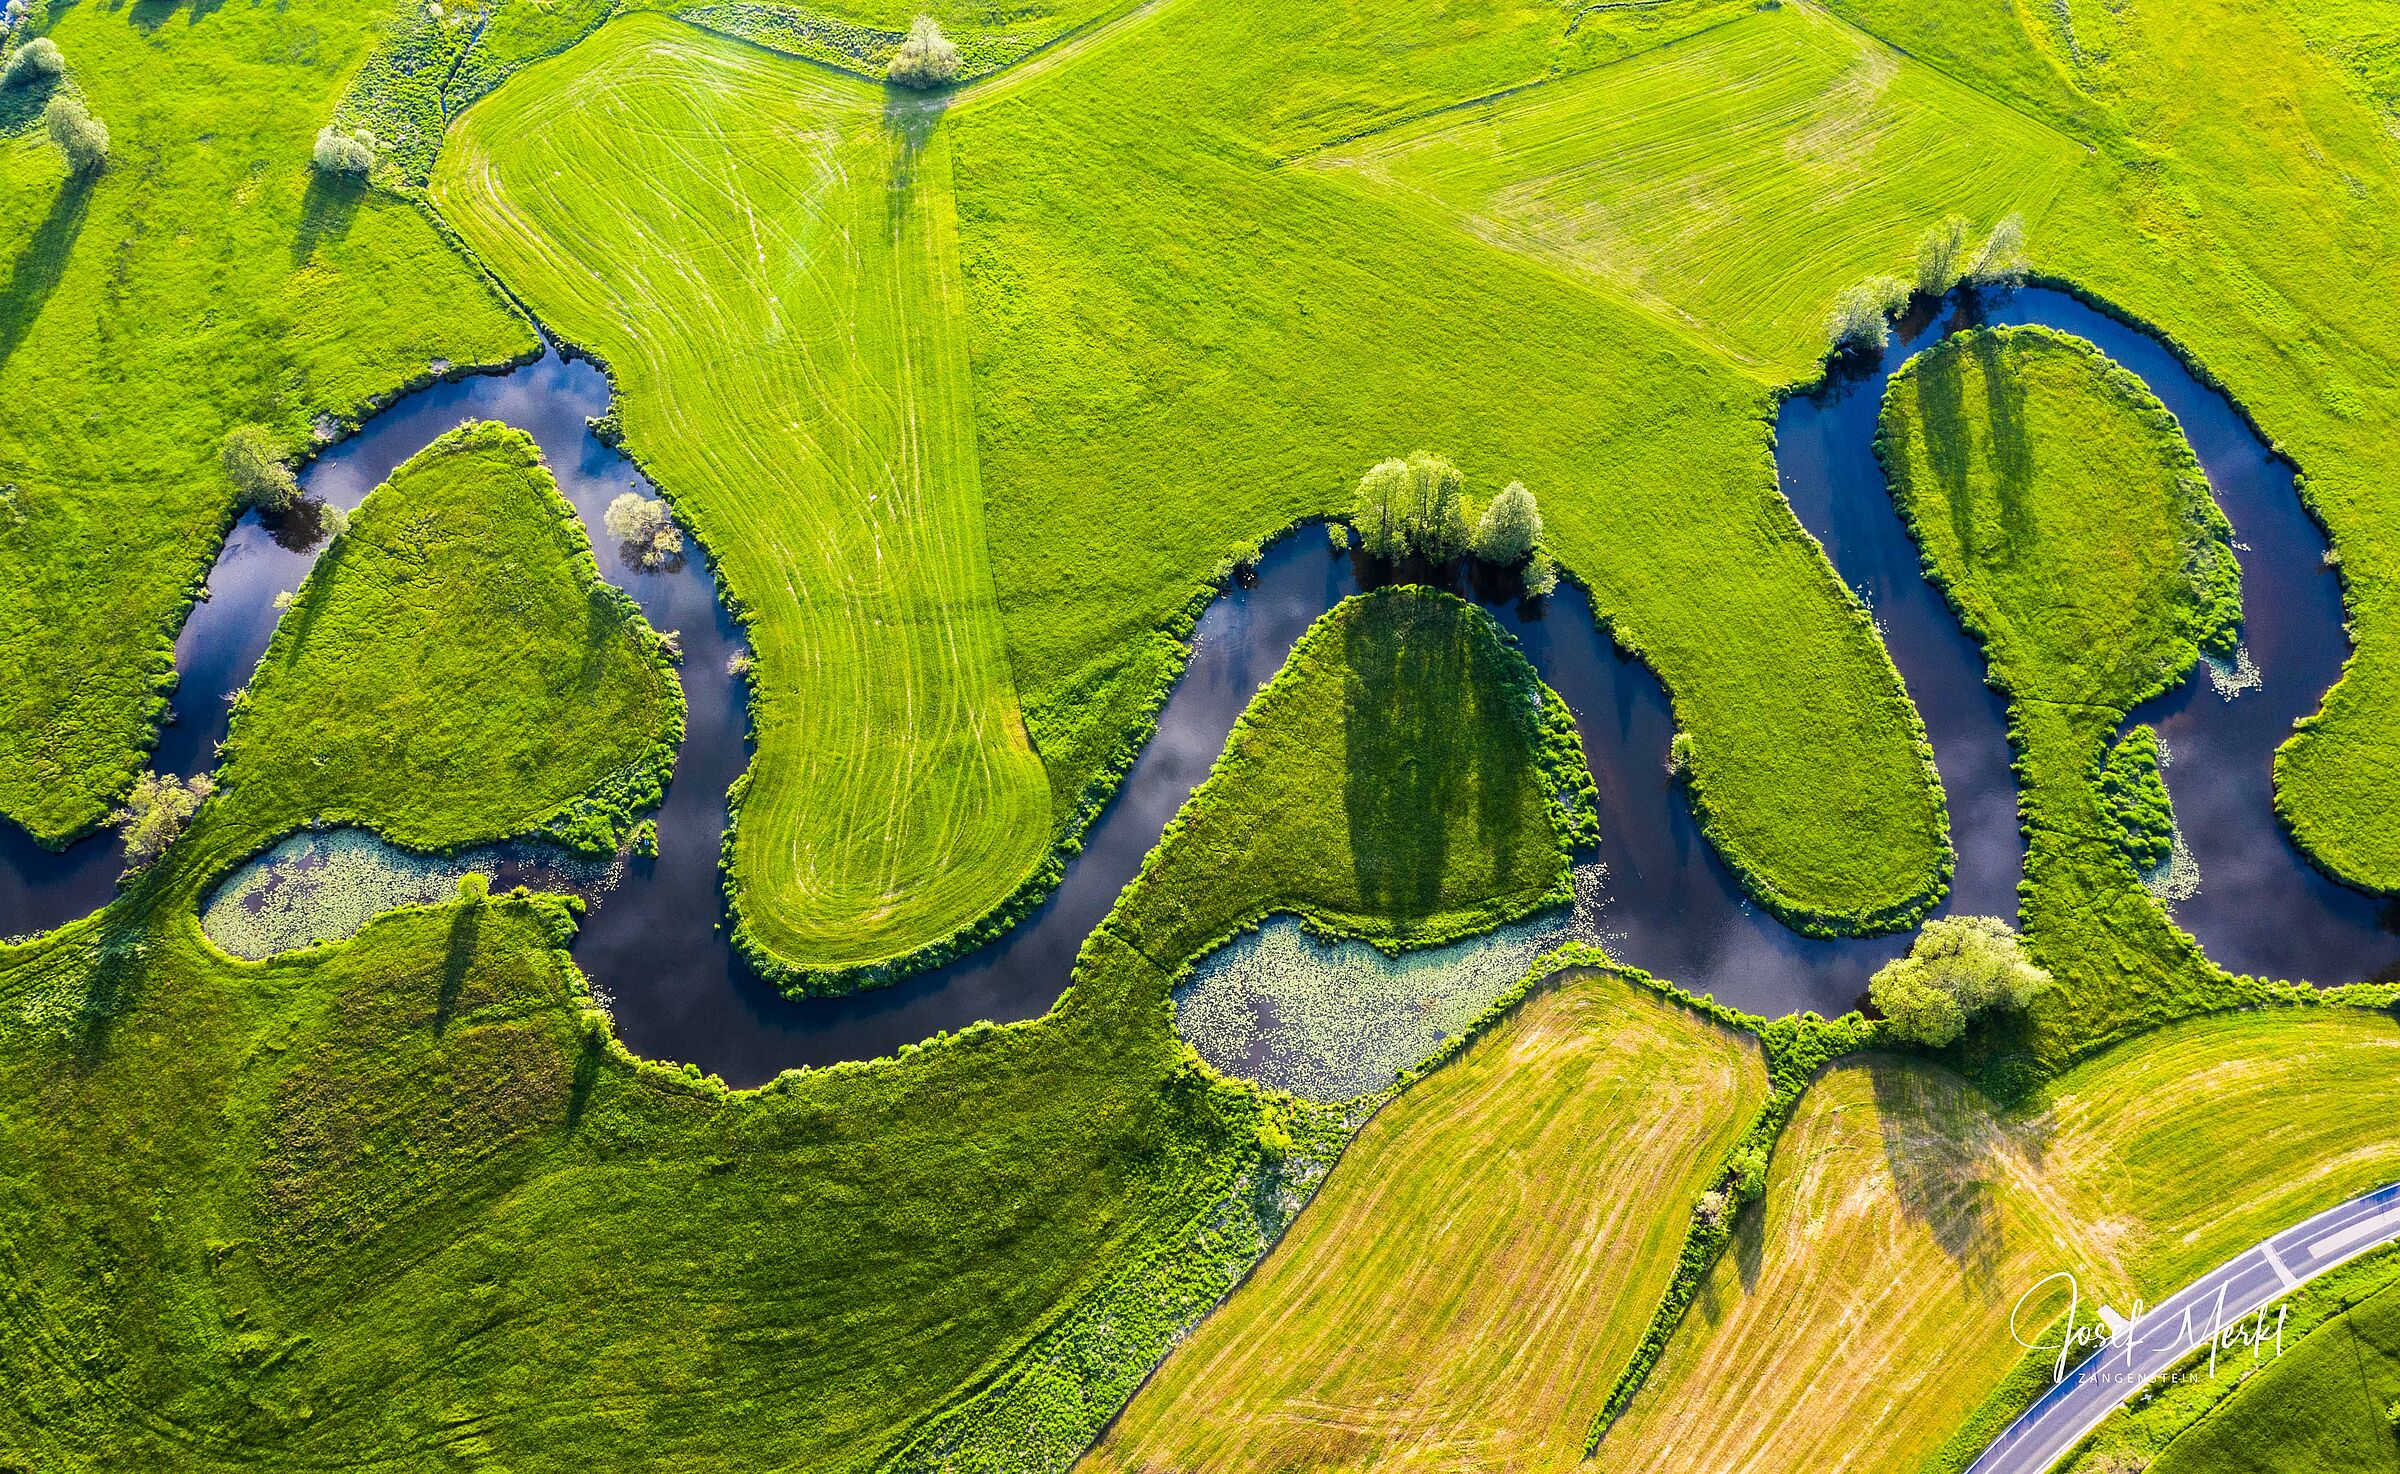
[1277,9,1757,164]
[1807,0,2094,154]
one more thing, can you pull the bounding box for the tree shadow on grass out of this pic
[434,896,479,1034]
[565,1024,604,1129]
[881,84,947,201]
[1971,329,2037,550]
[293,171,364,265]
[0,171,93,379]
[1910,339,1975,564]
[1872,1057,2054,1297]
[1342,599,1477,928]
[0,73,61,137]
[73,916,148,1070]
[123,0,223,31]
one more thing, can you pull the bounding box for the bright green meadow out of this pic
[434,17,1057,988]
[0,0,531,846]
[7,0,2400,1468]
[0,586,1585,1470]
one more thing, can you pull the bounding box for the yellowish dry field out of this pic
[1084,970,1765,1472]
[1597,1008,2400,1473]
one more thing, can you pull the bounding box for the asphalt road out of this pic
[1964,1179,2400,1474]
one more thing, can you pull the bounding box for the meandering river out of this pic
[5,288,2390,1085]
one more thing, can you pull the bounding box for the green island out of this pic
[3,0,2400,1466]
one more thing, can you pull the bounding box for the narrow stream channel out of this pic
[5,287,2389,1085]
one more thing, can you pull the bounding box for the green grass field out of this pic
[1088,968,1762,1473]
[949,0,1954,935]
[0,586,1584,1471]
[0,0,533,848]
[1596,1008,2400,1474]
[2143,1275,2400,1474]
[1876,325,2246,1067]
[1819,0,2400,899]
[1315,3,2084,376]
[433,17,1056,987]
[211,421,683,855]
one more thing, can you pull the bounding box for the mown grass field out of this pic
[1087,969,1762,1473]
[0,0,532,846]
[950,0,1955,935]
[1595,1008,2400,1474]
[212,421,683,854]
[0,587,1586,1471]
[1315,3,2084,376]
[1876,326,2243,1067]
[433,17,1056,986]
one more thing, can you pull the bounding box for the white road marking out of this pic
[2305,1203,2400,1264]
[2260,1240,2300,1290]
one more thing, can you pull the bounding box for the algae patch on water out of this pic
[201,828,615,959]
[1172,912,1577,1102]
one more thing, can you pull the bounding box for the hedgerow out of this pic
[1579,950,1889,1450]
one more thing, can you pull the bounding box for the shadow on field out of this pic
[123,0,223,32]
[0,173,92,377]
[1342,605,1496,924]
[1871,1058,2052,1293]
[435,897,479,1034]
[881,85,947,202]
[293,171,365,264]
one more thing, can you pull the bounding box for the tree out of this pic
[312,124,377,176]
[1826,273,1910,355]
[1523,548,1560,599]
[1913,215,1970,299]
[886,15,960,88]
[1352,458,1410,561]
[1403,450,1469,561]
[221,425,298,513]
[1870,914,2050,1048]
[605,491,684,570]
[3,35,62,87]
[1693,1189,1730,1231]
[1472,479,1542,565]
[118,771,212,869]
[1966,214,2028,290]
[43,92,106,175]
[1726,1144,1769,1200]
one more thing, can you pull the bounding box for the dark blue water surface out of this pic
[4,287,2389,1084]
